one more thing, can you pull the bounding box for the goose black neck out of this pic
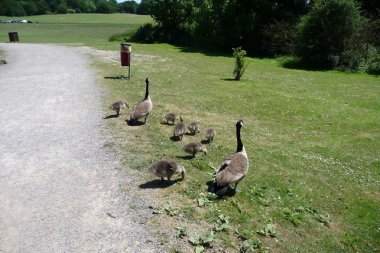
[144,80,149,100]
[236,125,243,152]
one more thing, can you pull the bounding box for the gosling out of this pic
[182,142,208,158]
[188,122,200,135]
[109,101,129,117]
[205,128,216,143]
[164,113,182,125]
[173,117,186,140]
[148,158,186,181]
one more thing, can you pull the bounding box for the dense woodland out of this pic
[0,0,149,15]
[137,0,379,72]
[1,0,379,72]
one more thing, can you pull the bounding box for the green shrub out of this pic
[232,47,248,81]
[295,0,363,68]
[0,59,7,64]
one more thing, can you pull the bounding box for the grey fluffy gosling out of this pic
[110,101,129,117]
[188,122,200,135]
[205,128,216,143]
[148,158,186,181]
[182,142,207,158]
[212,120,248,196]
[128,78,153,124]
[173,117,186,140]
[165,113,182,125]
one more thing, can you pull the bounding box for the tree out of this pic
[119,1,138,13]
[147,0,194,42]
[136,0,150,15]
[96,0,118,13]
[295,0,363,68]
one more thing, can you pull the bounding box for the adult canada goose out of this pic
[182,142,207,158]
[212,120,248,196]
[128,78,153,124]
[173,117,186,140]
[148,158,186,181]
[165,113,182,125]
[188,122,200,135]
[109,101,129,117]
[205,128,216,143]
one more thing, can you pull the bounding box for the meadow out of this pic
[0,14,379,252]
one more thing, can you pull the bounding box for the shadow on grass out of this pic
[184,132,196,136]
[104,75,130,80]
[201,139,211,145]
[206,180,237,198]
[278,56,331,71]
[170,136,182,142]
[176,155,194,160]
[160,121,174,126]
[221,78,238,81]
[103,114,119,119]
[126,120,146,126]
[139,179,181,189]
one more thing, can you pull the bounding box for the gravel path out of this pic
[0,43,161,252]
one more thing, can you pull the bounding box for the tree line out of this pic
[135,0,378,72]
[0,0,150,16]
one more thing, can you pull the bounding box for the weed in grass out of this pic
[189,230,216,249]
[165,206,179,217]
[240,239,269,253]
[0,59,7,64]
[176,227,188,238]
[283,207,303,226]
[213,214,232,232]
[257,223,278,238]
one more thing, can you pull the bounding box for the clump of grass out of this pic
[232,47,248,80]
[0,59,7,64]
[108,30,136,42]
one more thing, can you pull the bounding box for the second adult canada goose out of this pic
[182,142,207,158]
[205,128,216,143]
[212,120,248,196]
[188,122,200,135]
[148,158,186,181]
[128,78,153,124]
[165,113,182,125]
[173,117,186,140]
[109,101,129,117]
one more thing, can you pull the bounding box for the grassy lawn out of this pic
[0,14,152,47]
[1,14,379,252]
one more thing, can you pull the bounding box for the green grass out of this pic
[1,14,379,252]
[0,14,151,47]
[100,43,380,252]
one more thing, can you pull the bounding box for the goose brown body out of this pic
[129,78,153,123]
[173,118,186,140]
[188,122,200,135]
[148,159,186,181]
[165,113,181,125]
[213,120,248,196]
[182,142,207,158]
[205,128,216,143]
[110,101,128,116]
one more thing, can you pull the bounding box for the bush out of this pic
[367,55,380,75]
[296,0,363,68]
[232,47,248,81]
[1,59,7,64]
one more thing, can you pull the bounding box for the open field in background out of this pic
[0,14,152,46]
[1,14,379,252]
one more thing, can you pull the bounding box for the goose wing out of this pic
[215,153,249,187]
[130,99,152,120]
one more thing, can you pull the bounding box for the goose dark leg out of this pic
[161,177,164,181]
[116,108,120,117]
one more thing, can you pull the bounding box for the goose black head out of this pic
[236,119,244,128]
